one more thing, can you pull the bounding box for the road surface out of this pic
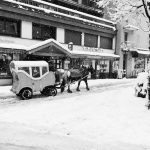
[0,83,150,150]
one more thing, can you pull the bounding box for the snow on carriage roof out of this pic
[3,0,116,31]
[10,61,48,68]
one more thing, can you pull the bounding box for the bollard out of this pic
[147,75,150,109]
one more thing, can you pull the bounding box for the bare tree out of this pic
[91,0,150,31]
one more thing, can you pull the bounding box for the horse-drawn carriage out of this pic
[10,61,57,100]
[10,61,90,100]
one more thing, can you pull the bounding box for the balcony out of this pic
[57,0,103,15]
[2,0,115,28]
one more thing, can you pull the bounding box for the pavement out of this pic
[0,78,136,99]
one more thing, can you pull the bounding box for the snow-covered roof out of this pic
[27,38,72,56]
[26,39,119,58]
[10,60,48,68]
[0,43,27,50]
[3,0,115,31]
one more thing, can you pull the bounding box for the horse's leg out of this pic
[67,77,72,93]
[76,80,81,91]
[60,78,66,93]
[84,77,90,90]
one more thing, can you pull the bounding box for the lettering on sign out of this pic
[83,47,103,53]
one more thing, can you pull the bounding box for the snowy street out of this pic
[0,80,150,150]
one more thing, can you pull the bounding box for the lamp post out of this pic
[147,48,150,109]
[120,42,129,78]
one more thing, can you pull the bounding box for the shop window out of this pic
[134,58,145,73]
[96,60,109,73]
[42,66,48,75]
[65,29,81,45]
[32,67,40,78]
[18,67,30,75]
[33,23,56,40]
[84,33,98,48]
[0,17,21,37]
[100,36,112,49]
[0,54,13,78]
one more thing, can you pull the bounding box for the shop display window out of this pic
[99,60,109,72]
[0,54,13,78]
[134,58,145,73]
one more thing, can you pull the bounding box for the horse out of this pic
[55,66,90,93]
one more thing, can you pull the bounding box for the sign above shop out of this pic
[83,47,103,53]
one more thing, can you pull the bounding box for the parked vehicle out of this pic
[10,61,57,100]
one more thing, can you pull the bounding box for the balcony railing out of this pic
[2,0,115,28]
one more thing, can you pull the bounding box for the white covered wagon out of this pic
[10,61,57,99]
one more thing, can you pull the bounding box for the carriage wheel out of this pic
[45,87,57,96]
[20,88,33,100]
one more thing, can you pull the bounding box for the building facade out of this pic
[0,0,119,85]
[116,14,150,78]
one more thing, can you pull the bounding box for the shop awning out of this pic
[71,50,120,59]
[136,49,150,56]
[124,24,139,31]
[27,39,72,57]
[26,39,120,59]
[0,43,27,54]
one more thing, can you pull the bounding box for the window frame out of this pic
[0,17,21,37]
[32,23,56,40]
[100,36,113,49]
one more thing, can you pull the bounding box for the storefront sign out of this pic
[83,47,103,53]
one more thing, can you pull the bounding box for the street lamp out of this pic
[120,42,129,78]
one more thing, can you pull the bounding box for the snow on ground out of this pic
[0,78,135,99]
[1,79,150,149]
